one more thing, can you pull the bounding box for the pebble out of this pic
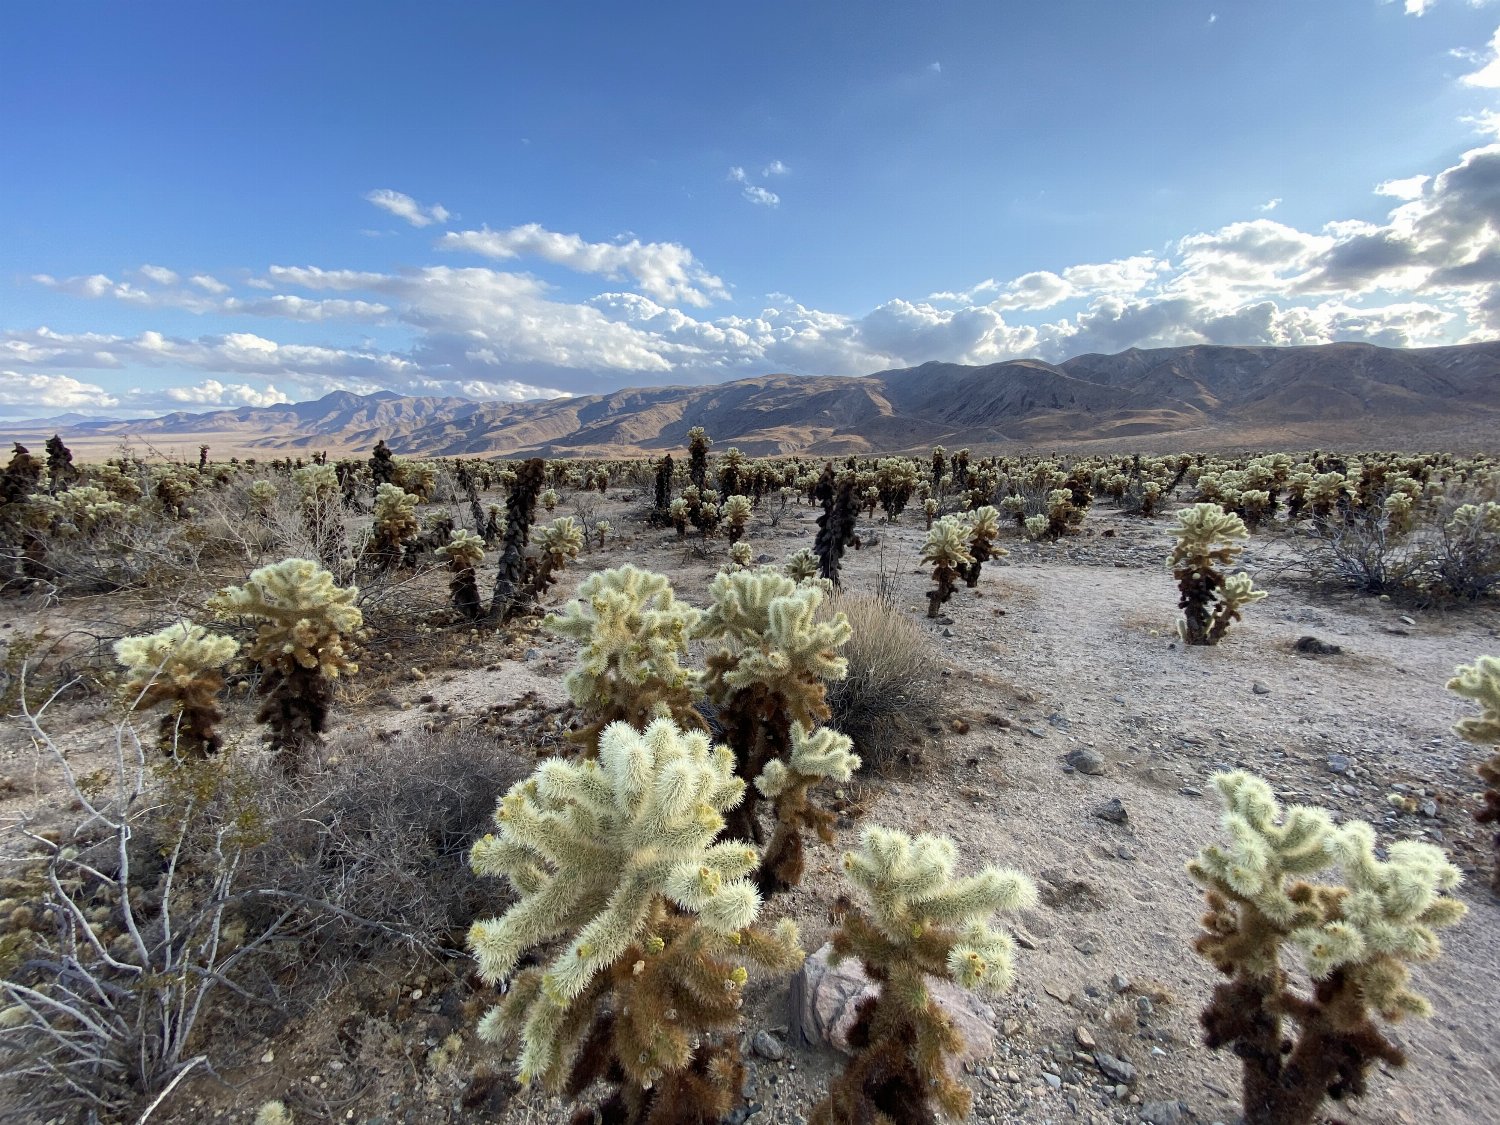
[752,1030,787,1062]
[1066,748,1107,775]
[1074,1025,1097,1050]
[1092,797,1129,824]
[1139,1099,1191,1124]
[1042,1071,1062,1089]
[1251,681,1271,695]
[1094,1051,1137,1086]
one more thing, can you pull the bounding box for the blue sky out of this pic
[5,0,1500,417]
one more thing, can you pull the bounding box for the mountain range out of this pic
[8,341,1500,459]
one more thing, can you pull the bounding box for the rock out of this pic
[1293,635,1342,656]
[1092,797,1129,825]
[1074,1025,1097,1050]
[1066,748,1107,775]
[1139,1099,1190,1124]
[751,1029,786,1061]
[941,627,954,639]
[1094,1051,1138,1086]
[1327,753,1352,775]
[1042,1071,1062,1089]
[792,943,995,1062]
[1251,681,1271,695]
[1399,614,1416,626]
[936,615,954,626]
[1419,798,1439,817]
[1110,972,1132,993]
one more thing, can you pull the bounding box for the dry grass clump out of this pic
[825,593,942,772]
[244,727,532,965]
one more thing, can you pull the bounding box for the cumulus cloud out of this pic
[33,271,390,322]
[138,264,179,286]
[190,274,229,294]
[741,185,780,207]
[0,370,119,410]
[1375,174,1430,200]
[762,160,791,176]
[437,224,729,307]
[1257,198,1281,211]
[365,188,451,227]
[162,380,293,409]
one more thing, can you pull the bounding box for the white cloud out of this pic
[33,271,390,322]
[741,185,780,207]
[1375,174,1430,199]
[928,61,943,73]
[364,188,452,228]
[728,166,748,183]
[1462,25,1500,86]
[1257,197,1281,211]
[437,223,729,306]
[138,264,179,286]
[189,274,229,294]
[762,160,791,177]
[162,380,293,409]
[0,370,119,409]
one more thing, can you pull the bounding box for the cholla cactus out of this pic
[468,718,801,1118]
[594,519,610,549]
[33,486,126,537]
[728,541,753,569]
[248,480,279,518]
[254,1102,293,1125]
[370,483,421,571]
[723,494,753,544]
[669,496,690,538]
[784,547,820,583]
[1171,503,1266,645]
[922,497,939,529]
[539,487,559,513]
[209,559,361,771]
[1188,771,1466,1125]
[436,528,486,621]
[961,504,1007,588]
[1022,512,1049,540]
[545,565,704,750]
[812,827,1036,1124]
[754,723,860,892]
[694,568,851,870]
[114,621,239,759]
[922,516,973,619]
[1448,655,1500,892]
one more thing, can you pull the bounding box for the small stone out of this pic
[260,1049,274,1064]
[1093,1052,1137,1086]
[1136,996,1154,1018]
[1092,797,1129,824]
[1074,1025,1097,1050]
[1251,681,1271,695]
[751,1029,786,1061]
[1110,972,1132,993]
[1066,748,1106,775]
[1042,1072,1061,1090]
[1293,635,1342,656]
[1178,785,1203,797]
[1327,754,1352,775]
[1419,798,1439,817]
[942,627,955,639]
[1139,1099,1190,1124]
[936,615,955,626]
[1399,614,1416,626]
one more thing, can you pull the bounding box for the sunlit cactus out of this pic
[1448,654,1500,892]
[544,565,704,750]
[114,621,239,759]
[594,519,611,549]
[491,457,546,621]
[209,558,362,771]
[723,494,753,544]
[370,482,421,571]
[754,722,860,894]
[784,547,820,583]
[728,541,753,569]
[248,479,279,518]
[923,496,939,529]
[922,516,973,618]
[961,504,1007,588]
[540,488,559,513]
[694,568,851,871]
[468,717,801,1119]
[1188,771,1466,1125]
[1171,502,1266,645]
[436,528,486,620]
[812,826,1036,1124]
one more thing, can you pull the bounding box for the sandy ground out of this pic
[1,490,1497,1125]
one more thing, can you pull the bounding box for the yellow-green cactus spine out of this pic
[209,558,361,771]
[1448,654,1500,891]
[370,482,421,570]
[922,516,973,618]
[468,718,801,1120]
[1188,770,1466,1125]
[114,621,239,759]
[1171,502,1265,645]
[961,504,1007,587]
[544,565,705,751]
[693,567,851,886]
[753,722,860,894]
[784,547,820,583]
[812,826,1036,1124]
[723,494,753,545]
[436,528,486,620]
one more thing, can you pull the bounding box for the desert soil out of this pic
[2,492,1497,1125]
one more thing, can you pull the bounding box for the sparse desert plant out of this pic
[729,541,753,568]
[467,718,802,1123]
[826,593,943,773]
[519,515,584,608]
[814,467,859,587]
[923,497,938,529]
[540,487,559,514]
[114,621,239,759]
[491,457,546,620]
[1188,771,1467,1125]
[784,547,820,583]
[209,558,362,772]
[291,463,347,574]
[248,479,279,518]
[754,722,860,891]
[594,519,610,549]
[921,516,973,619]
[723,494,753,544]
[687,425,712,492]
[960,505,1006,588]
[436,527,486,620]
[1171,502,1266,645]
[812,826,1036,1124]
[544,564,705,750]
[369,439,396,487]
[369,482,421,571]
[1448,654,1500,892]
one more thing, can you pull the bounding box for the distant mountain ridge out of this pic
[13,341,1500,457]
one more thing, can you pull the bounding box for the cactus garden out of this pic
[0,439,1496,1124]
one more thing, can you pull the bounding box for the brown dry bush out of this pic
[825,592,943,772]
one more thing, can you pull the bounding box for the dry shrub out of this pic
[243,727,530,967]
[826,593,942,772]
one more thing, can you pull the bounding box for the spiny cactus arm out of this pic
[1220,572,1267,612]
[114,620,239,697]
[436,528,485,569]
[755,723,860,799]
[912,866,1039,929]
[1448,655,1500,743]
